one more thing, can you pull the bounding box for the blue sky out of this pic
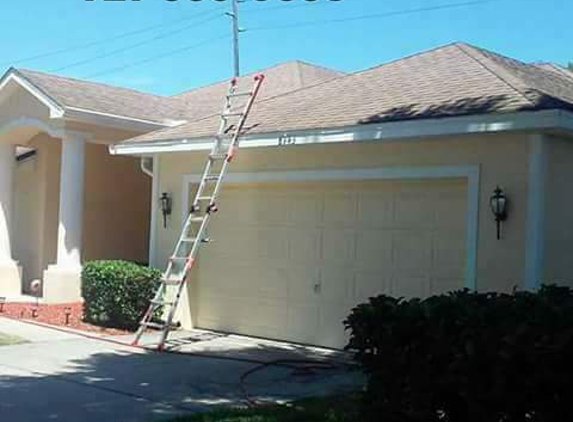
[0,0,569,95]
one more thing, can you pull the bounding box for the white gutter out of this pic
[110,109,573,156]
[64,107,184,132]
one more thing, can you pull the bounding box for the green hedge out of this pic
[344,285,573,422]
[82,260,161,330]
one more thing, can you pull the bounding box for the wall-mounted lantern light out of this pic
[490,186,508,240]
[160,192,172,228]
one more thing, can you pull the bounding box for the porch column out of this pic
[43,132,87,303]
[0,143,22,297]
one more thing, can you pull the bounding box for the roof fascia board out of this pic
[110,109,572,156]
[0,70,65,118]
[63,106,177,132]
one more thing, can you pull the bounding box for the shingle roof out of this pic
[16,68,189,123]
[12,61,341,126]
[172,60,344,118]
[122,42,573,144]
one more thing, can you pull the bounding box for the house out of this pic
[0,61,342,303]
[2,42,573,348]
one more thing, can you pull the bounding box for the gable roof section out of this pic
[123,42,573,145]
[171,60,344,119]
[15,68,189,124]
[2,61,342,128]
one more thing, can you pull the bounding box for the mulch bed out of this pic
[0,302,129,336]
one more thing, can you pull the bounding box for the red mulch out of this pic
[0,302,129,336]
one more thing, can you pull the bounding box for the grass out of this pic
[167,394,362,422]
[0,332,26,346]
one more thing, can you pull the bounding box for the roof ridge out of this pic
[17,67,169,99]
[171,59,330,98]
[454,43,537,107]
[293,59,346,76]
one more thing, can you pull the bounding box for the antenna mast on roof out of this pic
[226,0,241,77]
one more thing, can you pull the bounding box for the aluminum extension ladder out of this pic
[133,74,265,350]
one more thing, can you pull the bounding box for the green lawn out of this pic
[0,332,26,346]
[168,394,362,422]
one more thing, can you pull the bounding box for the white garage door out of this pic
[191,178,468,349]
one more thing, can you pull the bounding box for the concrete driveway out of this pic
[0,317,362,422]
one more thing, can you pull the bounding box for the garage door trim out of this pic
[181,165,480,290]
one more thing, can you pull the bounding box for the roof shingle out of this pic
[125,42,573,144]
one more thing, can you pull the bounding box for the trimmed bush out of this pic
[82,260,161,330]
[344,286,573,422]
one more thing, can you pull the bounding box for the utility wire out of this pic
[247,0,497,31]
[51,14,224,72]
[84,34,230,79]
[0,6,225,67]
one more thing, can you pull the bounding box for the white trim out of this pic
[181,165,480,290]
[0,117,65,139]
[525,134,547,290]
[65,107,178,132]
[149,156,160,267]
[112,109,573,156]
[0,71,64,119]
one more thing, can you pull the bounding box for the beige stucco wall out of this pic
[83,143,151,263]
[544,134,573,287]
[13,134,61,288]
[154,132,532,297]
[12,137,151,291]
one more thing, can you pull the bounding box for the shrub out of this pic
[82,260,161,330]
[344,285,573,422]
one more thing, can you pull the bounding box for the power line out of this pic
[247,0,498,31]
[52,14,224,72]
[84,34,230,80]
[0,6,225,67]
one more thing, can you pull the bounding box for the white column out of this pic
[0,144,15,263]
[0,143,21,297]
[43,132,87,303]
[55,133,86,268]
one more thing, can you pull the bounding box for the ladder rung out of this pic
[204,175,220,181]
[143,322,167,330]
[222,112,243,118]
[151,299,175,306]
[189,217,205,223]
[227,91,252,98]
[197,196,214,201]
[209,153,228,160]
[163,279,184,286]
[181,237,197,243]
[170,256,187,262]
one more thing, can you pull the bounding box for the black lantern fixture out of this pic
[490,186,508,240]
[160,192,172,228]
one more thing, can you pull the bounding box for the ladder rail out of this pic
[133,74,265,350]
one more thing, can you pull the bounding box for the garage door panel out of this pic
[289,192,323,227]
[194,178,468,349]
[392,276,431,298]
[430,277,465,296]
[323,192,357,227]
[357,193,394,228]
[432,234,467,276]
[394,193,435,229]
[320,267,354,303]
[393,232,433,273]
[322,229,356,263]
[355,230,392,269]
[355,271,391,303]
[287,267,321,302]
[288,229,322,263]
[286,303,320,344]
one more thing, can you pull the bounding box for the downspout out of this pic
[140,156,158,267]
[140,157,153,177]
